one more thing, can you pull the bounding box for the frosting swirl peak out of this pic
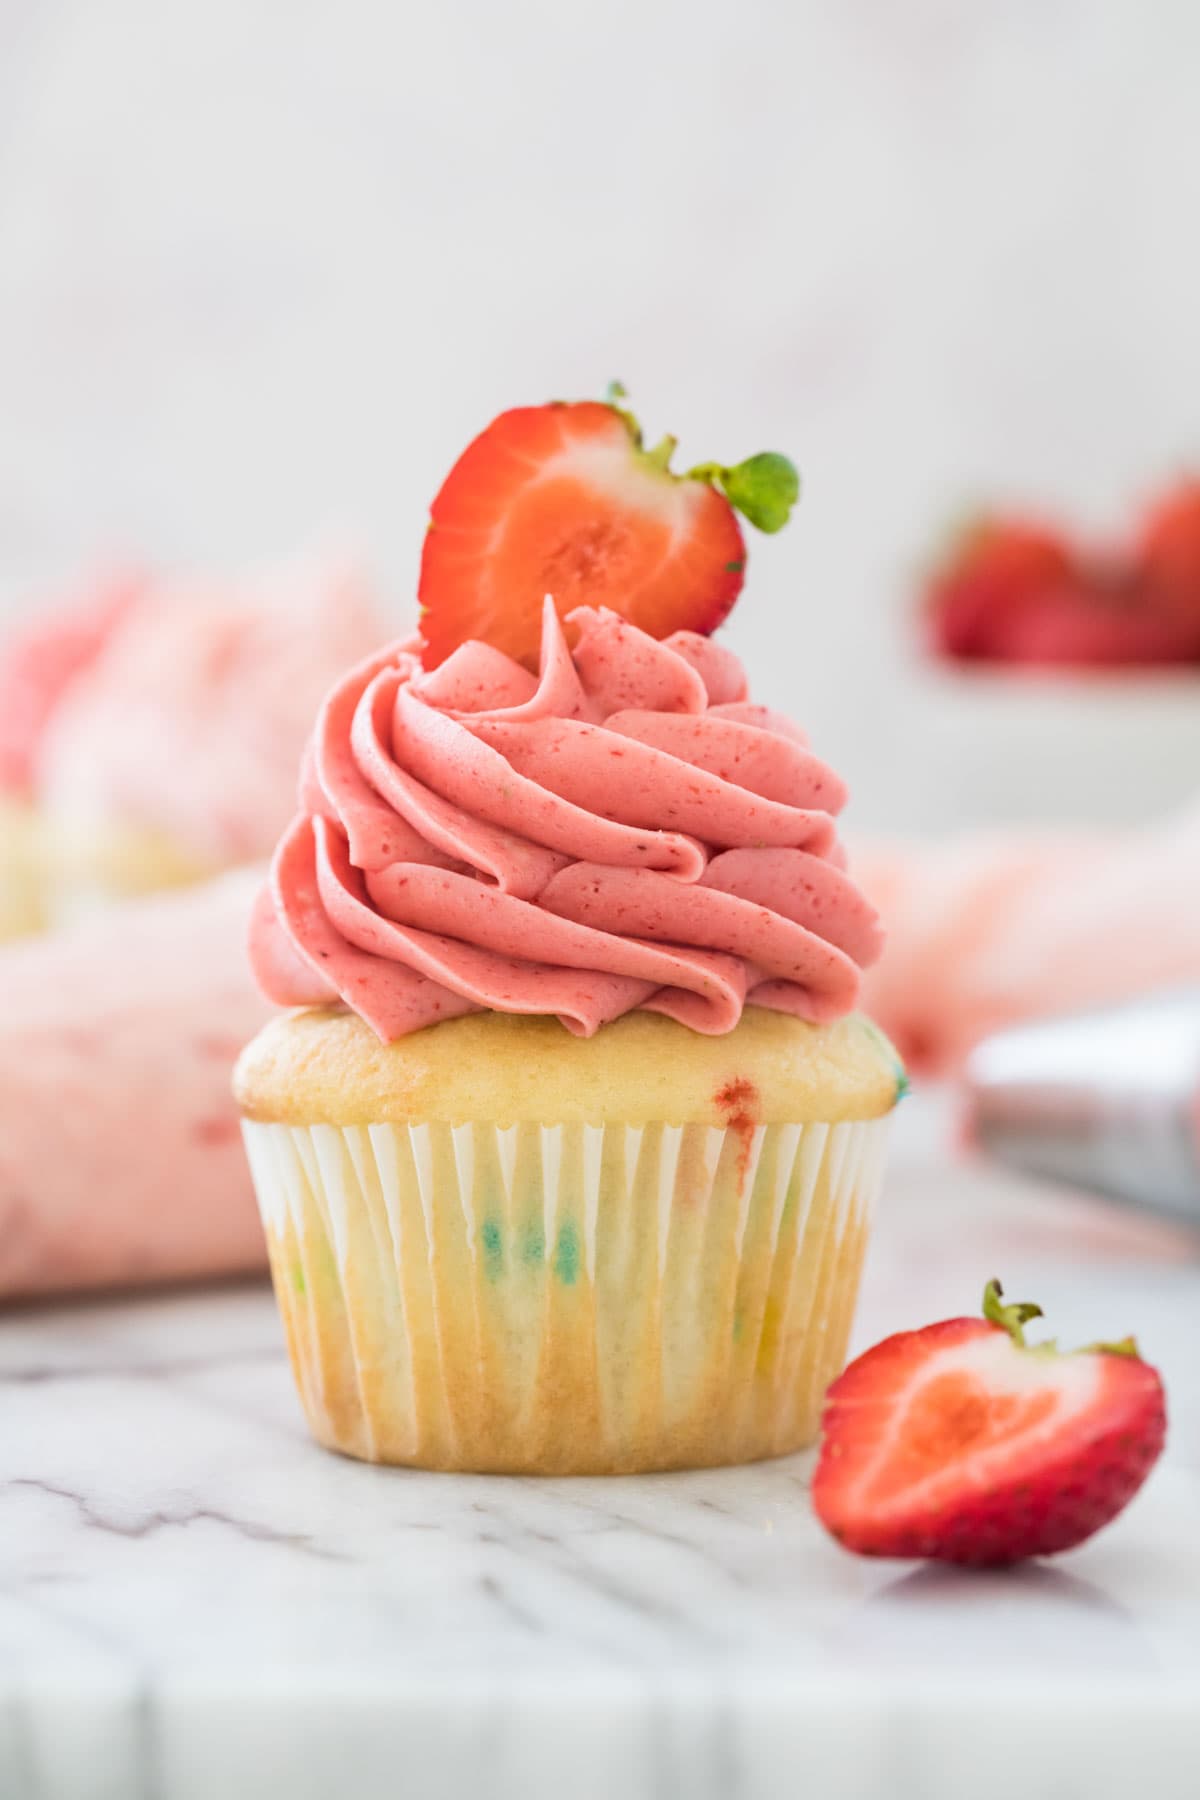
[250,602,883,1039]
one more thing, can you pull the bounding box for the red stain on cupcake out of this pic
[714,1077,760,1190]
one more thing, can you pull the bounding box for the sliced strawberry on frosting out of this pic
[418,390,799,669]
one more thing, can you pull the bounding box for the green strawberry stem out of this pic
[604,382,800,534]
[983,1278,1142,1359]
[982,1278,1044,1346]
[643,433,679,473]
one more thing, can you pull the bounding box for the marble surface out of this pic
[3,1095,1199,1800]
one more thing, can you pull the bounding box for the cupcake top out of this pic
[251,394,881,1044]
[236,1004,901,1126]
[251,392,883,1042]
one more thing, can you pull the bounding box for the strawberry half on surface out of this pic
[418,389,799,669]
[813,1280,1167,1566]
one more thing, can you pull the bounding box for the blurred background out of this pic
[2,0,1197,835]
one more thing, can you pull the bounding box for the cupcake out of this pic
[0,563,386,932]
[234,395,904,1474]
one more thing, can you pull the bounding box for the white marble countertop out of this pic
[4,1095,1199,1800]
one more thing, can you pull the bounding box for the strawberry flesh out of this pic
[813,1287,1167,1565]
[419,401,747,670]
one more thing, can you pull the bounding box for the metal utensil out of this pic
[964,990,1200,1225]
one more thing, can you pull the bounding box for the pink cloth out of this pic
[35,564,387,865]
[7,782,1195,1297]
[0,871,270,1297]
[857,802,1200,1074]
[0,576,138,798]
[251,600,883,1040]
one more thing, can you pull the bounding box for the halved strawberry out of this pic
[813,1280,1166,1565]
[418,391,799,669]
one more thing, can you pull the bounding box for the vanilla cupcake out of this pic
[238,1004,898,1473]
[234,396,903,1473]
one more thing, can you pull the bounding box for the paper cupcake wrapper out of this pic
[243,1114,890,1474]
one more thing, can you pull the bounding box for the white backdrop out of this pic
[0,0,1197,831]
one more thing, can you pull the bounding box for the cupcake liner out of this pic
[243,1113,890,1474]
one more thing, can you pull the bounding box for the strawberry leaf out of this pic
[603,380,645,449]
[982,1281,1144,1360]
[1079,1335,1142,1359]
[719,453,800,534]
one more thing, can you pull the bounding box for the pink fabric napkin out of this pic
[4,804,1198,1298]
[0,871,270,1298]
[856,801,1200,1075]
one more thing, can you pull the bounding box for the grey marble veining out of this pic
[3,1096,1199,1799]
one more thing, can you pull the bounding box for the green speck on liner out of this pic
[291,1263,306,1297]
[481,1217,503,1280]
[553,1220,580,1286]
[519,1223,546,1267]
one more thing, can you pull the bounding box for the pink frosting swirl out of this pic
[250,601,884,1040]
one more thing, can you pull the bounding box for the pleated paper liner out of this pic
[242,1114,890,1474]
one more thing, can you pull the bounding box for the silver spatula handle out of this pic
[965,990,1200,1224]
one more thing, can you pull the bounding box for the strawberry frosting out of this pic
[251,600,883,1040]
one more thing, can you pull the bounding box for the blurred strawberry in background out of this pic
[925,518,1079,662]
[1136,476,1200,635]
[924,478,1200,669]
